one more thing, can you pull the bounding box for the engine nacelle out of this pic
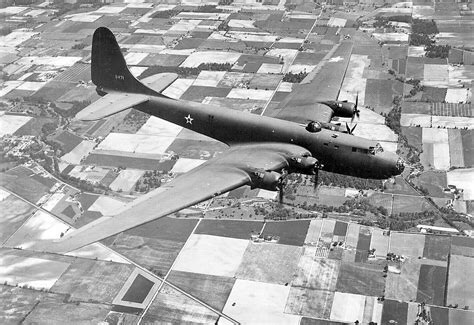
[251,170,282,191]
[319,100,356,118]
[290,156,321,175]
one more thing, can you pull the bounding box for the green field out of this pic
[167,270,235,311]
[109,234,184,276]
[336,261,386,296]
[235,242,302,285]
[0,195,35,244]
[125,217,198,242]
[51,259,133,303]
[416,264,447,306]
[141,284,219,324]
[381,300,408,325]
[1,172,50,204]
[285,287,334,319]
[262,220,311,246]
[195,219,263,240]
[423,235,451,261]
[166,138,227,160]
[84,153,177,171]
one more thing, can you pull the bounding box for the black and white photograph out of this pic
[0,0,473,324]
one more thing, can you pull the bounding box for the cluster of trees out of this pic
[60,173,109,194]
[71,43,86,50]
[283,71,308,83]
[52,100,91,119]
[140,63,233,79]
[410,19,438,47]
[151,9,182,19]
[425,44,450,59]
[41,122,58,137]
[135,170,162,192]
[405,78,424,97]
[373,16,412,29]
[385,104,401,135]
[318,171,383,190]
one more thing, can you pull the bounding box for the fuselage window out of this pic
[324,143,329,146]
[352,147,357,152]
[334,145,339,149]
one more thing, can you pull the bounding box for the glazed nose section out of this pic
[380,151,405,177]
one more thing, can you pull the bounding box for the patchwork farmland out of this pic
[1,0,474,324]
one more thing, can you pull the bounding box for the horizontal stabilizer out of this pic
[75,92,149,121]
[140,73,178,94]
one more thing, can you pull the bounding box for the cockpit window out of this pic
[375,142,384,153]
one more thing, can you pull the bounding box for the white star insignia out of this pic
[185,114,193,124]
[328,56,343,63]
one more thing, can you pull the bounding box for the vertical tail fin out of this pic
[91,27,158,96]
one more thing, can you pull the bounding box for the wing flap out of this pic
[75,92,149,121]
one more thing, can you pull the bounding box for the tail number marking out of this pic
[114,74,125,80]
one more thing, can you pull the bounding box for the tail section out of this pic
[92,27,159,96]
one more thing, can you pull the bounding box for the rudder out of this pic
[91,27,158,96]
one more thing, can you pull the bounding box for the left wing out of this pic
[269,42,353,124]
[35,143,309,254]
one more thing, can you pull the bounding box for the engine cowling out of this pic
[251,171,282,191]
[319,100,356,118]
[290,156,322,175]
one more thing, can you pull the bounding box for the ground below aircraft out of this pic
[38,27,404,253]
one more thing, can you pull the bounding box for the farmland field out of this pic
[236,242,302,285]
[262,220,311,246]
[194,219,263,240]
[390,233,426,258]
[392,195,435,214]
[166,138,226,159]
[448,129,465,168]
[285,287,334,319]
[54,131,83,154]
[329,292,366,323]
[336,261,386,296]
[447,255,474,309]
[449,308,474,325]
[0,286,61,324]
[320,219,336,245]
[423,235,451,261]
[451,236,474,257]
[24,298,111,324]
[223,279,299,325]
[167,270,235,311]
[1,172,50,203]
[385,259,421,301]
[51,259,134,303]
[0,254,70,290]
[381,300,408,325]
[172,234,248,277]
[412,171,448,198]
[0,195,35,244]
[141,284,219,324]
[108,234,185,276]
[292,251,340,291]
[416,264,447,306]
[461,130,474,167]
[84,152,176,171]
[125,217,198,242]
[305,219,323,244]
[345,223,360,249]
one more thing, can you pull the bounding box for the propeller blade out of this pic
[345,122,351,134]
[279,186,284,204]
[355,93,359,110]
[351,123,357,134]
[313,170,319,190]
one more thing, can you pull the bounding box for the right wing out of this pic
[34,143,309,254]
[270,42,354,124]
[75,92,149,121]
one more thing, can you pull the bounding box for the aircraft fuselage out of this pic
[132,93,402,179]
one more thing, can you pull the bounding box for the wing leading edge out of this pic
[271,42,354,124]
[35,143,309,254]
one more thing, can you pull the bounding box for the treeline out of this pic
[140,63,233,79]
[283,71,308,83]
[373,16,412,28]
[52,101,91,119]
[318,171,383,190]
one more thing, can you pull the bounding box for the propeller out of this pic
[352,93,360,122]
[278,171,288,204]
[345,122,357,135]
[313,169,319,190]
